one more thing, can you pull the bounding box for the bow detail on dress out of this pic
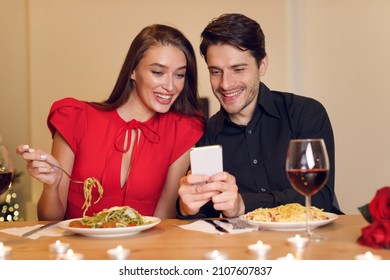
[115,119,160,153]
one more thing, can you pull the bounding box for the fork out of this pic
[232,219,247,229]
[46,162,84,184]
[220,218,247,229]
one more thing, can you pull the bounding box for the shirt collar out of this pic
[258,82,280,119]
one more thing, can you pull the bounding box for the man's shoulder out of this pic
[205,110,224,131]
[195,110,225,144]
[271,89,318,103]
[207,109,224,123]
[270,90,325,111]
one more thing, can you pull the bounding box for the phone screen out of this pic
[190,145,223,176]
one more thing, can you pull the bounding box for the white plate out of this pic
[239,213,338,232]
[58,216,161,238]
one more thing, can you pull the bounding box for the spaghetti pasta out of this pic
[244,203,329,222]
[69,206,148,228]
[81,177,104,217]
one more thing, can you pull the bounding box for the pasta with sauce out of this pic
[244,203,329,222]
[69,206,149,228]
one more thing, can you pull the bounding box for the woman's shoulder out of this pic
[50,97,88,111]
[48,98,104,132]
[49,97,105,117]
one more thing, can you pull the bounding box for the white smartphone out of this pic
[190,145,223,176]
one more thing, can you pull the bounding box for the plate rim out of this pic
[240,212,338,231]
[58,216,161,237]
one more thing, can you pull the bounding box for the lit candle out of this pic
[355,251,382,260]
[205,249,228,260]
[0,242,12,259]
[287,234,309,250]
[60,249,84,260]
[107,245,130,260]
[276,253,295,260]
[49,240,70,255]
[247,241,271,257]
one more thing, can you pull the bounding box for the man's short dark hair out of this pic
[200,13,267,67]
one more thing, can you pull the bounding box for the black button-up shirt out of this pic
[192,82,340,218]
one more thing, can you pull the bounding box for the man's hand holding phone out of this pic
[178,145,245,217]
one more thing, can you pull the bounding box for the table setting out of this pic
[0,222,69,239]
[178,218,257,234]
[1,214,390,260]
[0,139,389,260]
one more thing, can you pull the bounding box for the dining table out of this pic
[0,215,389,260]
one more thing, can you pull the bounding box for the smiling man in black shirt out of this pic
[178,13,342,218]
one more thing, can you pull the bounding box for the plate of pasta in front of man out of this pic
[240,203,338,231]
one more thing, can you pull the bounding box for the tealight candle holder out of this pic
[0,242,12,259]
[276,253,295,260]
[107,245,130,260]
[247,241,271,257]
[205,250,228,260]
[355,251,382,260]
[49,240,70,255]
[287,234,309,250]
[60,249,84,260]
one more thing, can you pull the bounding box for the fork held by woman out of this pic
[16,145,84,184]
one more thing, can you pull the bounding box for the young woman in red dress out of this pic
[17,24,205,220]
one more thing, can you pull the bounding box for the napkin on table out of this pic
[178,219,258,235]
[0,224,70,239]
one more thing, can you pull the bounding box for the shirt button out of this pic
[253,159,258,164]
[248,130,252,134]
[260,188,266,192]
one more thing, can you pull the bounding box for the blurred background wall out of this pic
[1,0,389,220]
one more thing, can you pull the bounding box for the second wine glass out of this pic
[286,139,329,241]
[0,145,14,197]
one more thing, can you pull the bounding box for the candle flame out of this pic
[66,249,74,256]
[116,245,123,251]
[286,253,295,260]
[256,241,264,247]
[364,251,373,259]
[211,250,219,256]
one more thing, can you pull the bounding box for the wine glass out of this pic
[286,139,329,241]
[0,145,14,197]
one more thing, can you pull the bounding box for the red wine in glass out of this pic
[0,172,13,195]
[0,145,14,196]
[286,168,329,196]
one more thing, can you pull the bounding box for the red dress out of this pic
[47,98,204,219]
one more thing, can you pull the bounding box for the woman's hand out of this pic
[16,144,63,186]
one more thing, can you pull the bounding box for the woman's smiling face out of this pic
[130,44,187,114]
